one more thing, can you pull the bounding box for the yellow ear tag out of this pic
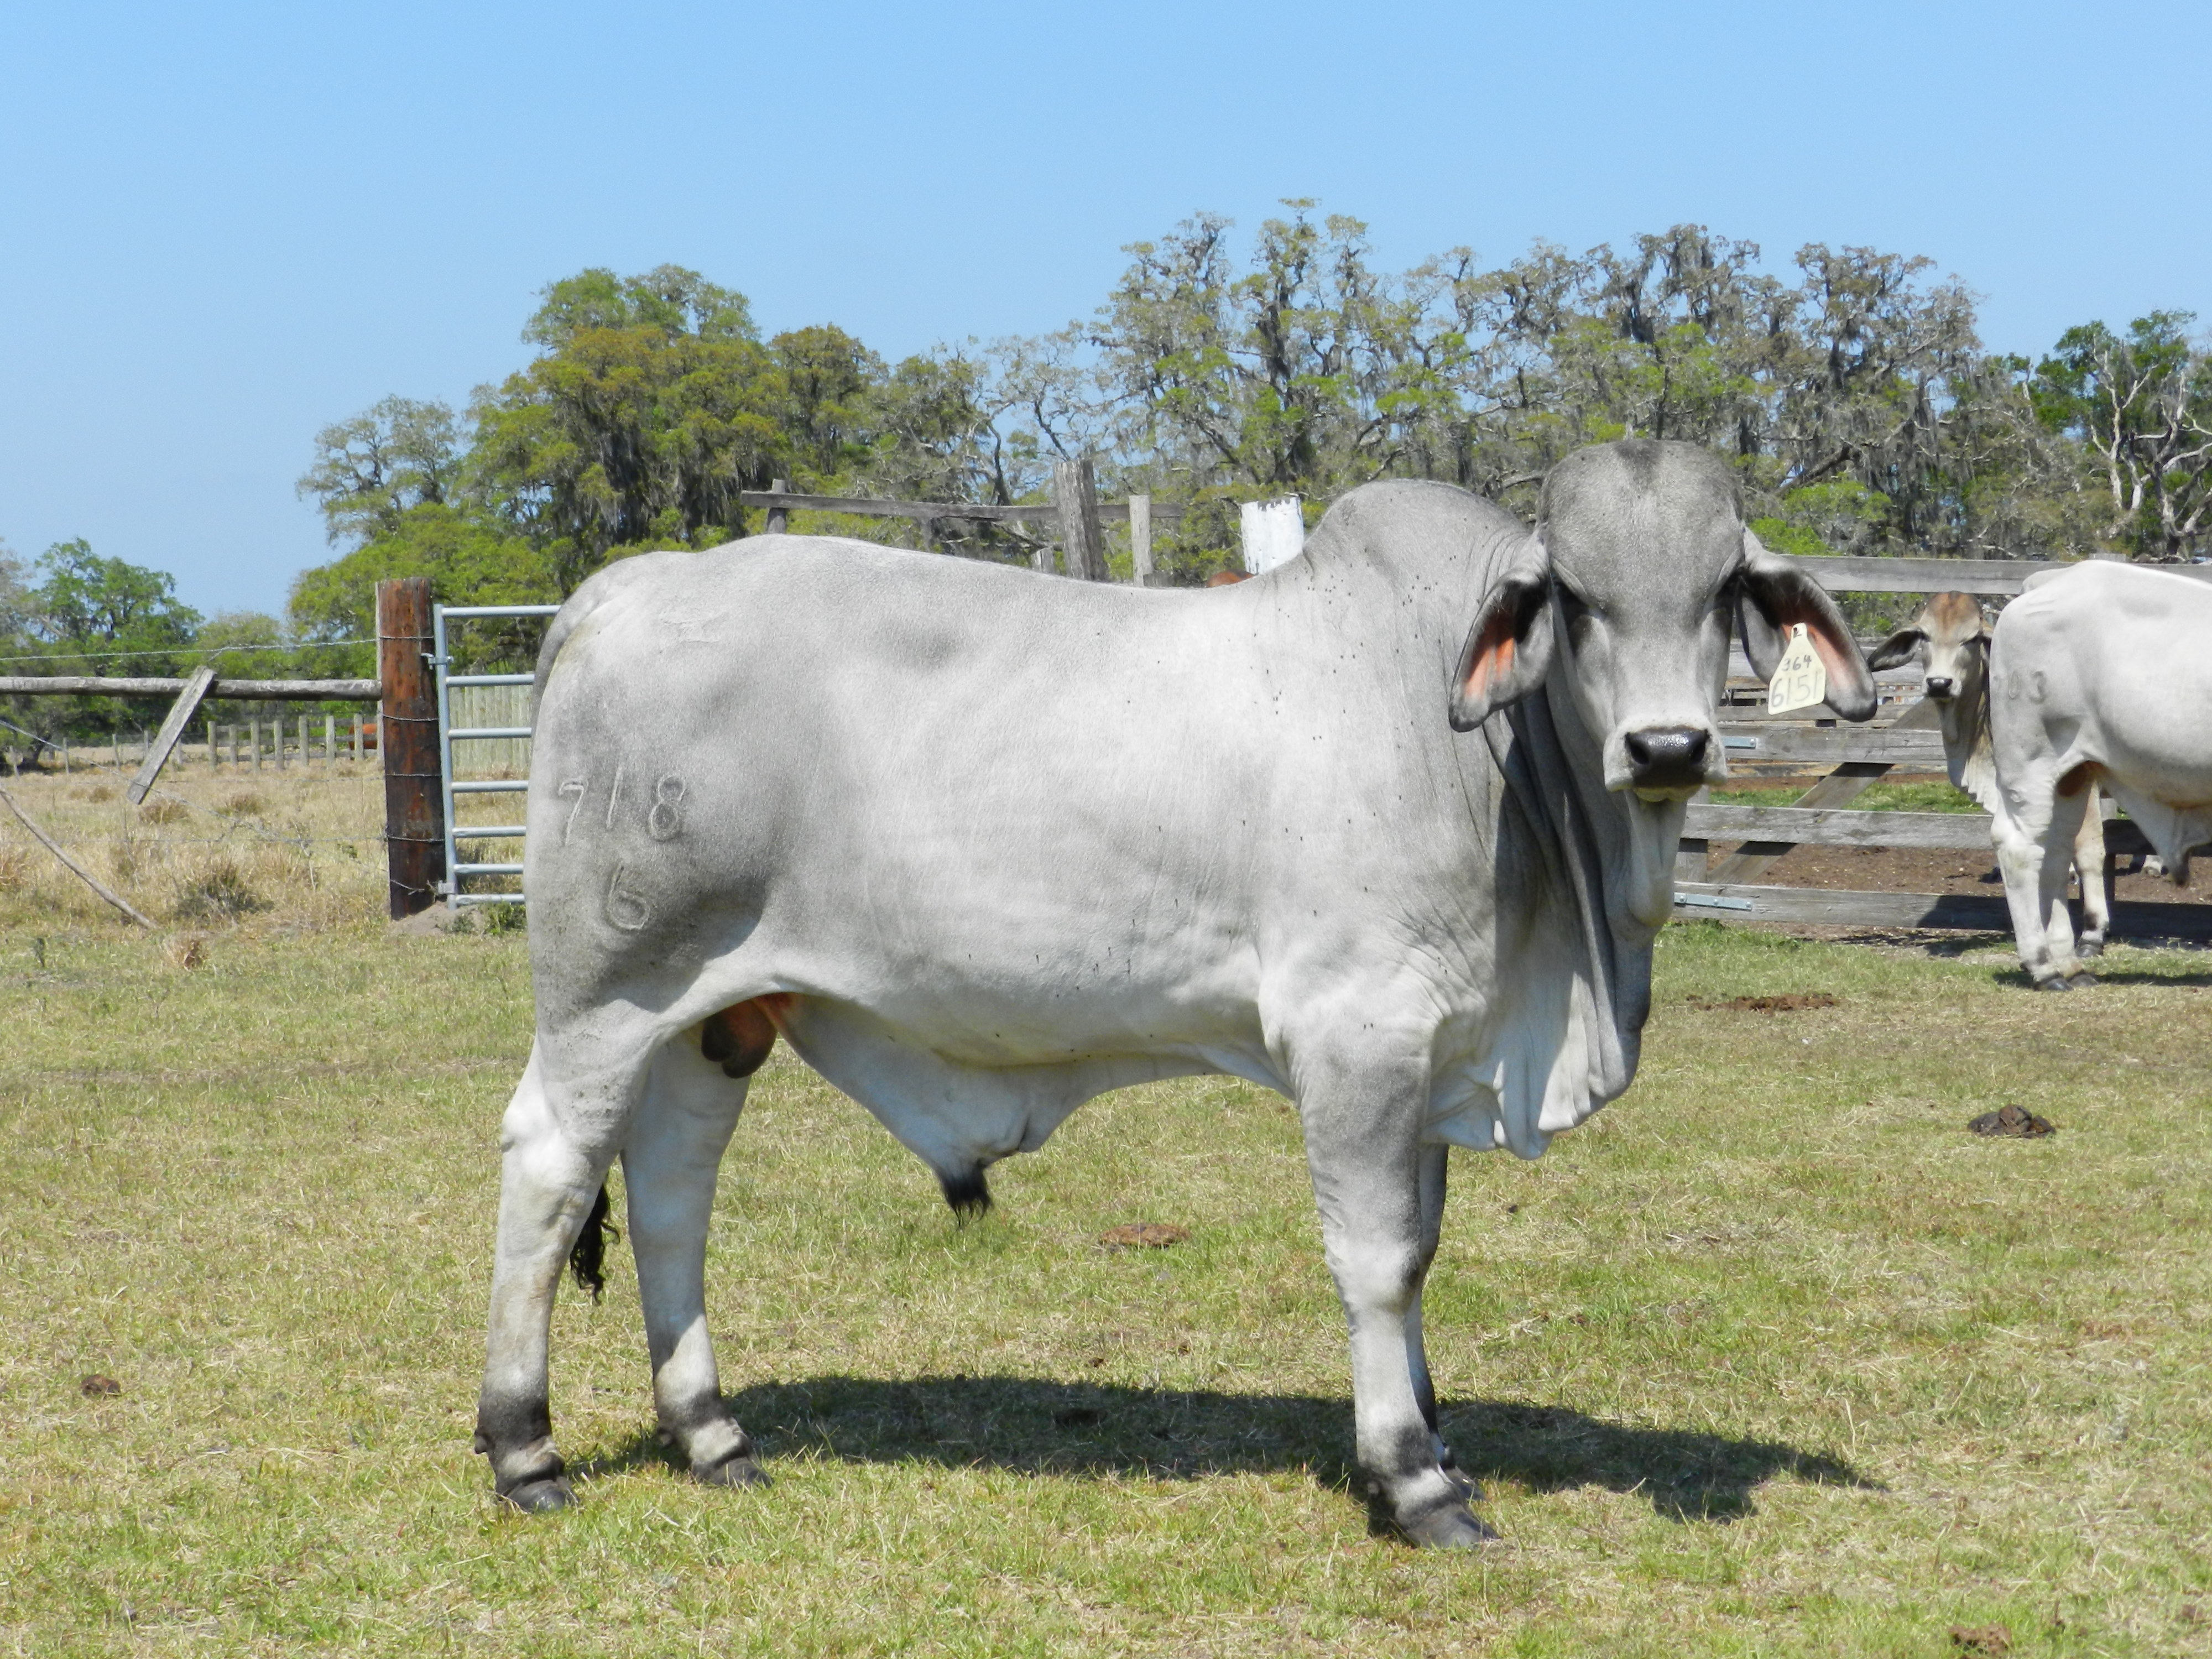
[1766,623,1828,714]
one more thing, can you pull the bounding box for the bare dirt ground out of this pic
[1708,839,2212,906]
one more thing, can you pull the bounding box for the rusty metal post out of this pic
[378,577,445,918]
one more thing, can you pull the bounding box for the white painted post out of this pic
[1129,494,1154,586]
[1239,497,1304,574]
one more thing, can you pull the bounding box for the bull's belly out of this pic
[771,990,1275,1177]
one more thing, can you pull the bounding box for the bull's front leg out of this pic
[1299,1060,1494,1548]
[1409,1142,1467,1491]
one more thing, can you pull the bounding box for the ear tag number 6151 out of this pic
[1766,623,1827,715]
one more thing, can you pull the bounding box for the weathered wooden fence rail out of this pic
[1679,712,2212,942]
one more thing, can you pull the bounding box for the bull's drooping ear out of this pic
[1448,533,1556,731]
[1734,530,1879,722]
[1865,624,1927,673]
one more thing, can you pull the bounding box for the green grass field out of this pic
[3,901,2210,1655]
[1708,781,1982,813]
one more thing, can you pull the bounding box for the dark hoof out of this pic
[2078,940,2105,959]
[502,1477,575,1514]
[2036,976,2074,993]
[694,1453,770,1489]
[1399,1503,1499,1550]
[2069,971,2100,988]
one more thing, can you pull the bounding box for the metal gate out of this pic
[432,603,561,907]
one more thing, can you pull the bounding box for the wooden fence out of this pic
[449,685,531,775]
[17,712,377,775]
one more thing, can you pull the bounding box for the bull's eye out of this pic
[1555,584,1598,649]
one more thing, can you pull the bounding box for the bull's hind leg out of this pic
[1992,780,2080,989]
[621,1023,765,1486]
[1300,1057,1493,1548]
[475,1045,617,1510]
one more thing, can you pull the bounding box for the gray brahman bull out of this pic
[1870,591,2110,963]
[473,439,1877,1545]
[1979,561,2212,987]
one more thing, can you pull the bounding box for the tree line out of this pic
[8,205,2210,740]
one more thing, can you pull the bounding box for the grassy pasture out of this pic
[2,785,2210,1653]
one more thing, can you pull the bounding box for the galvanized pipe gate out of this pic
[431,602,560,908]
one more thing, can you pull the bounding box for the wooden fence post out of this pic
[1053,458,1107,581]
[1129,494,1154,586]
[377,576,446,919]
[766,477,790,535]
[249,718,261,771]
[126,664,218,804]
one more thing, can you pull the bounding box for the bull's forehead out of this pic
[1539,441,1742,604]
[1922,591,1983,641]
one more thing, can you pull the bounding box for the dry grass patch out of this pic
[0,765,380,932]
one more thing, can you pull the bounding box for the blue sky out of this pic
[3,1,2204,618]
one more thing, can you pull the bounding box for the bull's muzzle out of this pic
[1925,676,1955,700]
[1623,725,1710,794]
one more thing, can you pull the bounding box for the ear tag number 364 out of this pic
[1766,623,1828,715]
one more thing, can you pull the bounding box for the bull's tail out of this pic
[569,1183,619,1301]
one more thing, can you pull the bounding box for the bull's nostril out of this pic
[1926,676,1954,697]
[1624,725,1710,788]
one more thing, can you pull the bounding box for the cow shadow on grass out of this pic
[1986,964,2212,990]
[576,1375,1874,1524]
